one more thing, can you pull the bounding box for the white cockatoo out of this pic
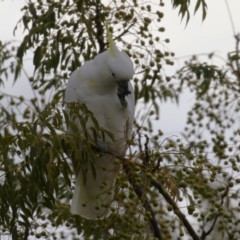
[65,22,135,219]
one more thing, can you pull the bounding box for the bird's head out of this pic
[105,22,134,82]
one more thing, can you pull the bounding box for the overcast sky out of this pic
[0,0,240,134]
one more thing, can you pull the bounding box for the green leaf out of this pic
[194,0,201,15]
[33,46,42,70]
[14,61,22,83]
[90,115,100,130]
[53,49,60,72]
[83,19,96,49]
[89,159,97,180]
[16,24,45,62]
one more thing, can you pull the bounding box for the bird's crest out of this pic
[105,21,115,58]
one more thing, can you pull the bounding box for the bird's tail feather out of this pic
[71,154,120,219]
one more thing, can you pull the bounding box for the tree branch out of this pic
[234,33,240,82]
[24,227,29,240]
[200,186,229,240]
[95,2,105,53]
[123,162,163,240]
[151,180,200,240]
[113,22,135,42]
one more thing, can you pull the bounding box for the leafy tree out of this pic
[1,0,240,240]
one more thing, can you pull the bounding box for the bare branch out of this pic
[24,227,29,240]
[95,3,105,53]
[234,34,240,82]
[123,162,163,240]
[151,180,200,240]
[224,0,236,36]
[113,22,135,42]
[200,186,229,240]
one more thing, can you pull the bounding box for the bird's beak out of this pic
[117,80,131,108]
[117,80,131,96]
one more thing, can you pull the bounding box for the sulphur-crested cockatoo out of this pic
[65,22,135,219]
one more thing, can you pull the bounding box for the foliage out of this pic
[1,0,240,240]
[171,0,207,24]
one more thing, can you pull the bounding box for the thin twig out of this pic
[151,180,200,240]
[200,186,229,240]
[224,0,236,36]
[113,22,135,41]
[234,34,240,82]
[123,162,163,240]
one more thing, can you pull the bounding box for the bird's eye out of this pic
[112,72,115,77]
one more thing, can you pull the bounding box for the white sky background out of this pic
[1,0,240,135]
